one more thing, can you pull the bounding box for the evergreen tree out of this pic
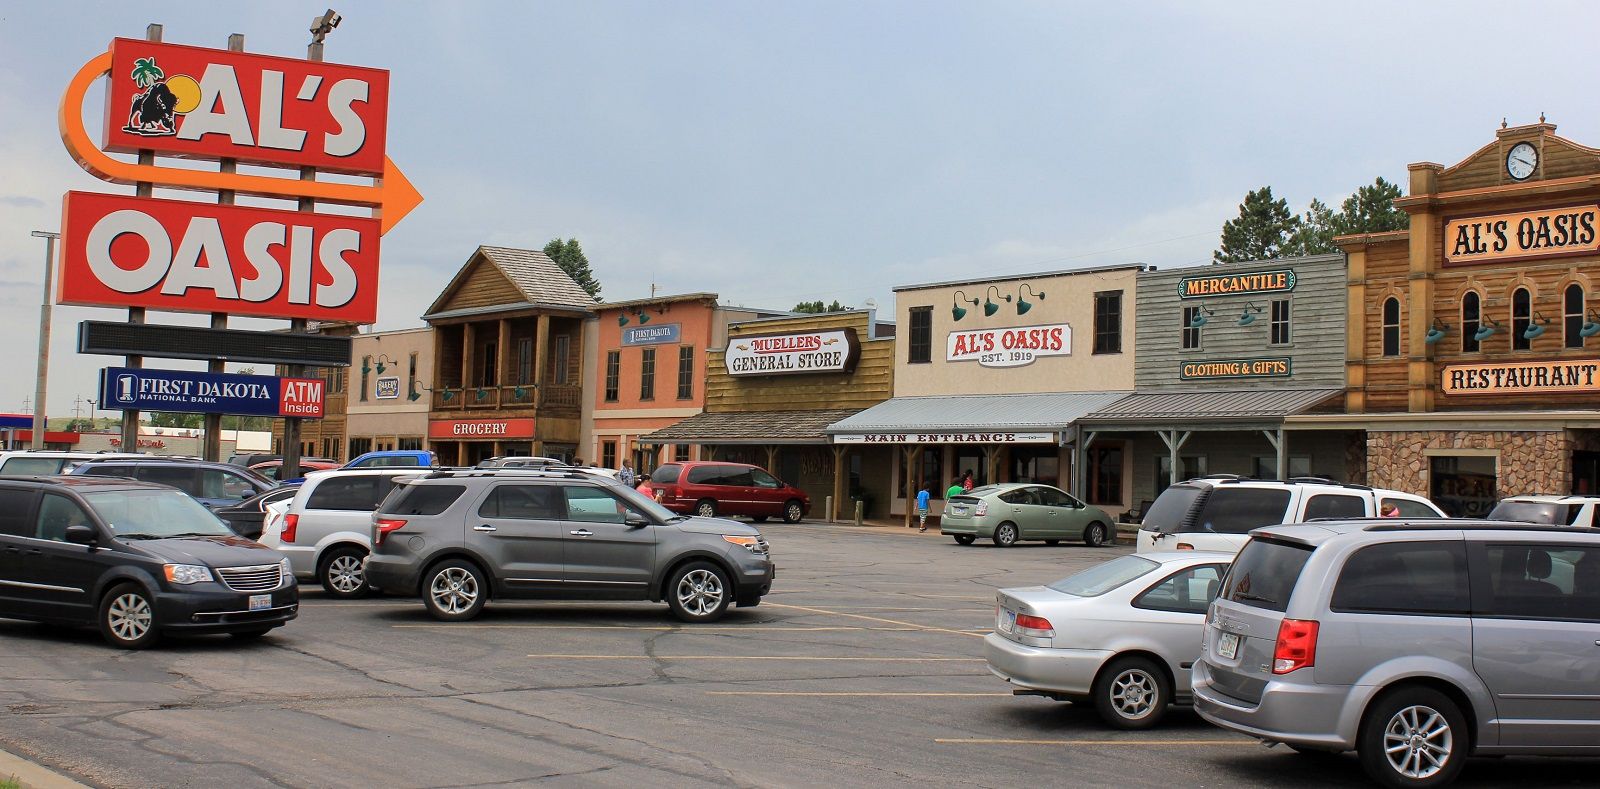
[792,299,846,313]
[542,238,602,300]
[1214,186,1299,263]
[1334,177,1409,235]
[1285,198,1339,256]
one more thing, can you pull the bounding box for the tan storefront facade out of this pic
[345,327,434,457]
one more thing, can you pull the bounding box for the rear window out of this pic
[650,464,682,485]
[1141,485,1205,534]
[382,484,466,516]
[1331,541,1469,616]
[1221,538,1313,611]
[1195,487,1293,534]
[1047,555,1158,597]
[1384,497,1444,518]
[306,476,390,511]
[1487,500,1572,525]
[0,457,66,475]
[1303,493,1367,520]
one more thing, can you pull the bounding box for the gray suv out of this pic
[364,468,774,623]
[1193,519,1600,787]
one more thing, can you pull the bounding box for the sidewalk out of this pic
[804,517,1139,545]
[0,747,88,789]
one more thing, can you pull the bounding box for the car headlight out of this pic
[280,558,292,584]
[163,564,214,585]
[723,535,768,554]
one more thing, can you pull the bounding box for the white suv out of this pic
[1136,476,1445,554]
[258,468,425,598]
[1488,494,1600,527]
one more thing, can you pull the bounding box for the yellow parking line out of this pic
[708,691,1008,697]
[935,738,1253,746]
[765,602,985,639]
[392,625,910,632]
[527,655,985,661]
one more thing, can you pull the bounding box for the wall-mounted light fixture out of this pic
[1524,311,1549,340]
[475,387,489,401]
[618,313,630,327]
[1581,310,1600,338]
[1424,318,1450,345]
[1016,284,1045,315]
[983,285,1011,317]
[1474,316,1501,343]
[1188,306,1215,329]
[416,382,453,402]
[952,290,979,321]
[1236,302,1263,327]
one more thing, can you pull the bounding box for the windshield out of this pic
[1047,555,1158,597]
[614,483,684,521]
[84,489,234,538]
[1487,500,1572,525]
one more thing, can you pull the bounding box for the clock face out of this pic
[1506,142,1538,180]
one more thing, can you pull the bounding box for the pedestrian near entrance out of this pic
[619,459,637,487]
[916,483,932,532]
[946,480,963,500]
[960,470,974,492]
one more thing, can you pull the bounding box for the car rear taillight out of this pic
[281,514,298,543]
[374,518,407,547]
[1272,618,1319,674]
[974,500,988,516]
[1014,613,1054,638]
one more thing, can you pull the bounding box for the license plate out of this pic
[1217,631,1240,660]
[999,609,1015,633]
[249,594,272,612]
[951,506,968,516]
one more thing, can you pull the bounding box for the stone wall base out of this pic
[1366,429,1572,498]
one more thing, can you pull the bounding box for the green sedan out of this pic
[941,483,1113,548]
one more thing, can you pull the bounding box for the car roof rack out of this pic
[418,467,604,481]
[1362,519,1600,534]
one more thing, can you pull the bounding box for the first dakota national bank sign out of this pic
[725,329,859,376]
[1441,359,1600,396]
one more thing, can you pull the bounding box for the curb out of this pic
[0,747,89,789]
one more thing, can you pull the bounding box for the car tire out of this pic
[993,522,1019,547]
[1044,539,1060,546]
[99,583,161,650]
[694,499,718,518]
[1093,656,1169,729]
[230,627,275,641]
[752,516,769,523]
[953,535,976,545]
[319,546,370,599]
[782,499,804,524]
[1083,522,1108,547]
[1357,686,1468,788]
[423,559,488,622]
[667,561,731,623]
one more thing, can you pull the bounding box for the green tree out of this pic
[792,300,846,313]
[148,412,202,429]
[1284,198,1339,256]
[130,57,165,88]
[542,238,602,301]
[1214,186,1299,263]
[1333,177,1409,235]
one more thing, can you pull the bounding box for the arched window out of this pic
[1565,283,1586,349]
[1512,287,1532,351]
[1462,291,1481,352]
[1381,297,1401,357]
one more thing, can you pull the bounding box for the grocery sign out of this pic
[99,366,325,418]
[428,418,537,439]
[61,191,380,322]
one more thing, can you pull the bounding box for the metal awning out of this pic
[824,392,1130,441]
[1080,387,1345,431]
[638,409,862,446]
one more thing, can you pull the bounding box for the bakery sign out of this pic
[947,324,1070,368]
[725,329,859,376]
[1445,205,1600,266]
[1441,359,1600,396]
[1178,268,1296,299]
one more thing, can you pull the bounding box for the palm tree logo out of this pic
[121,56,202,138]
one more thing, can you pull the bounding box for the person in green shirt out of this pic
[945,481,964,500]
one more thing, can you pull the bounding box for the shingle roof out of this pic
[425,246,599,318]
[640,409,864,445]
[1080,387,1344,426]
[825,392,1129,434]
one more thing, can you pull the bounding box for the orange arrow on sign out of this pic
[58,51,421,234]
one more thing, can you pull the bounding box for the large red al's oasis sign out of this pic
[947,324,1070,368]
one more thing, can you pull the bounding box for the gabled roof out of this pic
[1081,387,1344,428]
[425,246,599,318]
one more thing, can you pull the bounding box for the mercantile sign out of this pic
[1440,359,1600,396]
[1177,269,1296,299]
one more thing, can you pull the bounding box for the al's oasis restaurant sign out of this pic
[1445,205,1600,266]
[1441,359,1600,396]
[947,323,1070,368]
[725,329,860,376]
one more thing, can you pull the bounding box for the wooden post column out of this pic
[831,445,848,522]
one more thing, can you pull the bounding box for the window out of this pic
[360,356,371,401]
[1088,445,1124,506]
[751,469,781,489]
[1222,538,1313,612]
[1331,542,1470,616]
[1302,493,1367,520]
[134,465,197,494]
[348,437,373,458]
[306,476,390,511]
[1270,299,1291,345]
[640,348,656,400]
[1048,555,1158,597]
[383,484,465,516]
[1381,297,1401,357]
[408,352,419,399]
[199,470,255,503]
[1383,497,1442,518]
[1512,287,1532,351]
[677,346,694,400]
[553,335,571,385]
[1430,454,1497,518]
[517,338,533,385]
[564,486,636,524]
[651,464,682,485]
[604,351,620,402]
[674,444,690,462]
[1462,291,1482,353]
[479,484,563,520]
[34,494,93,542]
[908,307,932,364]
[1182,306,1202,350]
[1,457,67,475]
[1251,456,1309,480]
[398,437,423,452]
[481,341,498,386]
[601,440,617,469]
[1093,291,1122,354]
[1479,545,1600,621]
[1009,446,1055,486]
[1194,488,1292,534]
[1135,564,1229,614]
[1565,283,1585,349]
[0,487,34,536]
[1156,455,1207,492]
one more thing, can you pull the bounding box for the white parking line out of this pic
[934,738,1254,746]
[708,691,1007,697]
[393,625,915,632]
[765,602,986,638]
[527,655,985,661]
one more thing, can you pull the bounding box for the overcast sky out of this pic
[2,1,1599,418]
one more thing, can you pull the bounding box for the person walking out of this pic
[945,479,964,500]
[916,483,932,532]
[960,470,974,492]
[619,459,637,487]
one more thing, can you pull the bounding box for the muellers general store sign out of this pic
[1441,359,1600,395]
[725,329,859,376]
[947,324,1070,368]
[1445,205,1600,266]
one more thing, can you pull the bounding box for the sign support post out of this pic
[202,31,244,463]
[281,35,326,480]
[119,22,161,453]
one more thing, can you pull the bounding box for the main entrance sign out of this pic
[833,432,1055,444]
[1444,205,1600,266]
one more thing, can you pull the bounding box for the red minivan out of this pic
[640,461,810,523]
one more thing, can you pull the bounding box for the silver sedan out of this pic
[984,551,1232,729]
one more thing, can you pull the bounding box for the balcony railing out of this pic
[431,384,580,412]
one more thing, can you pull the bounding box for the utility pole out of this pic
[29,230,59,449]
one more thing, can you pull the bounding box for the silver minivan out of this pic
[1193,519,1600,787]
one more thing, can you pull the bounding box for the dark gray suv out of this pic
[364,469,774,623]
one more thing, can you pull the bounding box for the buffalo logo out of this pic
[121,57,201,137]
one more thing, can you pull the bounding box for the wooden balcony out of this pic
[431,384,581,413]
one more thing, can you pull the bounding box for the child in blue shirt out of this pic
[916,484,932,532]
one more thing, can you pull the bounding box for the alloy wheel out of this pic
[1109,668,1158,720]
[676,568,724,617]
[327,555,365,594]
[1382,705,1453,780]
[430,567,479,615]
[107,593,153,642]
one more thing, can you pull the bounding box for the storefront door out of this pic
[1573,451,1600,496]
[1429,455,1497,518]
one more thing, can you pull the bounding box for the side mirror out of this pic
[624,512,650,528]
[65,524,98,546]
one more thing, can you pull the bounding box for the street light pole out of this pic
[29,230,59,450]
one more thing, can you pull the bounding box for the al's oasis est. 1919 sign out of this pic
[725,329,860,376]
[947,324,1070,368]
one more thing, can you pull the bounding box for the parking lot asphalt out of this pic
[1,522,1596,788]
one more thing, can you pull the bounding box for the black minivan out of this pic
[0,476,298,648]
